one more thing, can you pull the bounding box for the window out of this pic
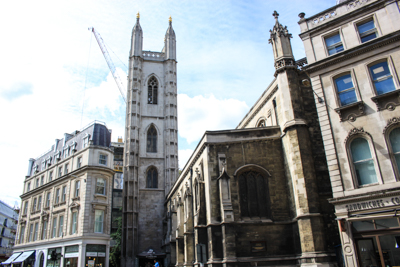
[52,217,57,238]
[75,181,80,197]
[46,192,51,207]
[325,33,344,55]
[33,198,37,211]
[20,226,25,243]
[148,76,158,104]
[42,221,48,239]
[83,134,90,148]
[27,182,30,192]
[334,74,357,106]
[62,186,66,202]
[42,161,46,171]
[238,170,270,218]
[369,61,396,95]
[58,167,62,178]
[58,216,64,237]
[94,210,104,233]
[71,212,77,234]
[389,128,400,175]
[77,157,82,168]
[40,176,44,186]
[23,201,29,215]
[49,171,53,182]
[96,178,106,195]
[147,125,157,153]
[99,154,107,165]
[257,119,266,127]
[64,147,69,158]
[29,224,34,242]
[38,196,42,211]
[64,163,69,175]
[36,178,39,188]
[350,138,378,186]
[55,188,60,204]
[146,167,158,188]
[357,19,377,43]
[33,222,39,241]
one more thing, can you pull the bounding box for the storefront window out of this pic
[65,245,79,267]
[86,245,106,267]
[47,248,62,267]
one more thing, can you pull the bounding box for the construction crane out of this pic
[89,27,127,103]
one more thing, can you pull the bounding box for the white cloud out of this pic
[178,94,249,144]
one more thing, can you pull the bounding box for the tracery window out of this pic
[148,76,158,104]
[146,167,158,188]
[147,125,157,153]
[238,170,270,218]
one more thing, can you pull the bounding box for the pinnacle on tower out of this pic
[165,16,176,60]
[131,12,143,57]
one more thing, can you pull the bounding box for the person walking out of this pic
[154,260,159,267]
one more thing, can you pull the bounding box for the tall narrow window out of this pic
[64,163,69,175]
[32,198,37,211]
[94,210,104,233]
[52,218,57,238]
[357,20,377,43]
[58,167,62,178]
[147,125,157,153]
[369,61,396,95]
[55,189,60,204]
[58,216,64,237]
[238,170,270,218]
[389,128,400,175]
[49,171,53,182]
[148,76,158,104]
[62,186,66,202]
[33,222,39,241]
[36,178,39,188]
[29,224,34,242]
[335,74,357,106]
[20,226,25,243]
[325,33,344,55]
[42,221,48,239]
[99,154,107,165]
[350,138,378,186]
[77,157,82,168]
[40,176,44,186]
[37,196,42,211]
[46,192,51,207]
[75,181,80,197]
[146,167,158,188]
[23,201,28,215]
[96,178,106,195]
[71,212,78,234]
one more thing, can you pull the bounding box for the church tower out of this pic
[122,14,179,267]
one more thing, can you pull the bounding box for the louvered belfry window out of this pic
[148,77,158,104]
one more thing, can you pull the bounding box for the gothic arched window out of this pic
[147,125,157,153]
[148,76,158,104]
[146,167,158,188]
[238,170,270,218]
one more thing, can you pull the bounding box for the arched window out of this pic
[147,125,157,152]
[257,119,266,127]
[350,138,378,186]
[146,167,158,188]
[148,76,158,104]
[238,170,270,218]
[389,128,400,175]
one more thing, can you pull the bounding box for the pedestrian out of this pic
[154,260,159,267]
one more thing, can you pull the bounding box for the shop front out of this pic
[12,251,35,267]
[47,248,62,267]
[333,193,400,267]
[0,252,22,267]
[85,245,106,267]
[64,246,79,267]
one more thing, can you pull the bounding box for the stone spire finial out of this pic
[273,10,279,20]
[130,12,143,57]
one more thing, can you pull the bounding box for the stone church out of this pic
[122,11,340,267]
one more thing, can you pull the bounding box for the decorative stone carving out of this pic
[269,11,292,43]
[344,127,372,144]
[335,101,365,122]
[371,89,400,111]
[383,117,400,134]
[274,58,295,70]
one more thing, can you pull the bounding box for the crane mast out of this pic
[89,27,127,103]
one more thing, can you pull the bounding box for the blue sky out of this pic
[0,0,335,207]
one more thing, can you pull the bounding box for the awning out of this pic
[1,252,22,265]
[12,251,35,263]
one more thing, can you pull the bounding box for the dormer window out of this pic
[46,156,52,166]
[33,165,38,173]
[55,151,61,161]
[41,161,46,171]
[83,134,90,148]
[63,147,69,158]
[71,141,77,152]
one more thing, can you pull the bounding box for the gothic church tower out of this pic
[122,14,178,267]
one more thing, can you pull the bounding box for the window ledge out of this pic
[72,197,80,201]
[334,101,365,122]
[94,194,107,199]
[43,207,50,210]
[371,89,400,111]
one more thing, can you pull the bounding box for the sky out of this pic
[0,0,335,207]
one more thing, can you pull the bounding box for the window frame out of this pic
[46,192,51,207]
[354,16,380,44]
[62,186,66,202]
[49,171,53,182]
[19,225,25,243]
[323,30,345,56]
[95,178,106,195]
[99,154,107,166]
[41,220,48,240]
[332,70,361,107]
[346,134,382,188]
[147,76,159,105]
[366,58,399,96]
[146,166,158,188]
[33,222,39,241]
[28,223,34,242]
[146,125,158,153]
[58,167,63,178]
[94,210,104,233]
[23,201,29,215]
[75,181,80,197]
[32,198,37,212]
[384,125,400,181]
[37,196,42,211]
[77,157,82,169]
[71,212,78,234]
[52,217,57,238]
[58,215,64,237]
[64,163,69,175]
[55,188,60,204]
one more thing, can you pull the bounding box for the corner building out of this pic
[121,15,178,267]
[161,13,340,267]
[12,122,114,267]
[299,0,400,266]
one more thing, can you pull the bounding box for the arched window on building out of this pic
[257,119,266,127]
[350,137,378,186]
[148,76,158,104]
[147,125,157,153]
[146,167,158,188]
[389,128,400,176]
[238,170,270,218]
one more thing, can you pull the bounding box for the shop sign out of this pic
[98,253,106,257]
[86,252,97,257]
[345,195,400,211]
[65,253,79,258]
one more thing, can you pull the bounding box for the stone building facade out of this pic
[11,122,114,267]
[299,0,400,266]
[0,200,19,262]
[121,14,179,267]
[162,13,340,267]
